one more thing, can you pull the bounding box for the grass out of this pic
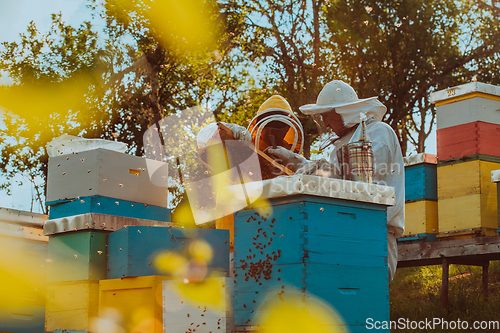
[390,261,500,332]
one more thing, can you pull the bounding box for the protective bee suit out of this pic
[269,80,405,282]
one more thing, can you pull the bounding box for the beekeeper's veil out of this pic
[247,95,304,153]
[299,80,387,128]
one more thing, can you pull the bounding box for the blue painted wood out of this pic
[47,230,108,283]
[233,263,304,326]
[107,226,229,279]
[405,164,438,202]
[234,194,389,332]
[305,264,388,326]
[397,233,438,244]
[46,195,171,221]
[0,304,45,333]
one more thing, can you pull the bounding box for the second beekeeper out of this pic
[266,80,405,282]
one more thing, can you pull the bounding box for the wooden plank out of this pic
[403,200,438,235]
[398,235,500,267]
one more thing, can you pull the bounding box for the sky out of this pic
[0,0,93,213]
[0,0,438,214]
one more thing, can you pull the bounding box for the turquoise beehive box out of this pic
[232,175,395,333]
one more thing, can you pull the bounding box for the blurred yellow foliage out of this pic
[0,240,46,309]
[256,292,346,333]
[175,275,225,312]
[153,252,187,276]
[112,0,218,51]
[0,74,92,121]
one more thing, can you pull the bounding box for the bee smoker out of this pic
[340,116,374,183]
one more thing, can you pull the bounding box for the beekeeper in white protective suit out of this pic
[266,80,405,282]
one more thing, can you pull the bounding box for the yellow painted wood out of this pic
[403,201,438,235]
[437,160,500,200]
[438,194,498,233]
[99,276,170,333]
[45,280,99,331]
[435,92,500,106]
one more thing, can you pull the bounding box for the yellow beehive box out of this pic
[98,275,170,333]
[437,160,500,200]
[45,280,99,332]
[403,200,438,235]
[438,193,498,235]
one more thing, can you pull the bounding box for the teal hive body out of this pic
[47,230,108,283]
[46,195,171,222]
[404,163,438,202]
[233,194,389,333]
[107,226,230,279]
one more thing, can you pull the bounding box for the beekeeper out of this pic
[266,80,405,282]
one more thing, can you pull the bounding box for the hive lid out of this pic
[43,213,172,236]
[403,153,437,166]
[229,175,395,206]
[430,82,500,104]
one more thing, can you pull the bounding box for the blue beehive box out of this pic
[47,230,108,283]
[233,192,390,333]
[107,226,229,279]
[404,153,438,202]
[47,195,171,222]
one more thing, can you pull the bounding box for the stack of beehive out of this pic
[102,225,231,333]
[233,176,395,333]
[43,147,233,333]
[398,153,438,244]
[0,208,48,333]
[43,148,171,332]
[430,82,500,239]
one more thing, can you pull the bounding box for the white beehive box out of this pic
[163,278,233,333]
[430,82,500,130]
[47,148,168,207]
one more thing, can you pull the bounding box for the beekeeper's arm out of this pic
[265,146,308,172]
[197,122,251,149]
[223,123,251,142]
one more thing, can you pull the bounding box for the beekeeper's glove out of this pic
[265,146,308,172]
[224,123,251,142]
